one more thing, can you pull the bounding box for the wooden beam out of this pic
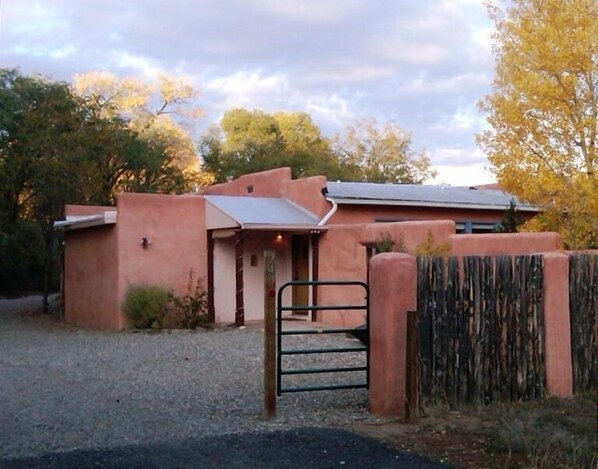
[207,230,215,323]
[264,250,276,418]
[310,232,320,322]
[406,309,419,423]
[235,230,245,326]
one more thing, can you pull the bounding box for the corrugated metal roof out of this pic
[325,182,538,212]
[204,195,321,228]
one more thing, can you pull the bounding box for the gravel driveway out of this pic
[0,297,375,460]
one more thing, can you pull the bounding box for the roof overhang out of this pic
[54,211,117,231]
[326,196,541,213]
[205,195,326,232]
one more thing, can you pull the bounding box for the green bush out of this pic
[168,270,209,330]
[122,284,169,330]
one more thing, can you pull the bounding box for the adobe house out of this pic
[56,167,542,330]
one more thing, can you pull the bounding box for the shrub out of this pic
[122,284,169,330]
[168,270,209,330]
[415,230,451,257]
[375,231,395,253]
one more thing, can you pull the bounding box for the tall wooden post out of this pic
[406,309,419,423]
[207,230,215,323]
[235,230,245,327]
[264,250,276,418]
[310,231,320,322]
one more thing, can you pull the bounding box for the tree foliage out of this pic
[0,68,204,298]
[73,72,212,191]
[336,119,436,184]
[200,108,350,182]
[200,108,435,184]
[478,0,598,248]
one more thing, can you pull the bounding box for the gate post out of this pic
[369,253,417,419]
[264,250,276,418]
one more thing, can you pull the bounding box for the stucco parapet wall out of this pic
[65,204,116,217]
[362,220,455,247]
[449,232,562,257]
[202,167,292,197]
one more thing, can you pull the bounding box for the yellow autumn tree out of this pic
[73,72,213,191]
[478,0,598,248]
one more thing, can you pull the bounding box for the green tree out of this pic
[478,0,598,248]
[336,119,436,184]
[200,108,350,182]
[0,68,194,303]
[73,72,213,191]
[494,200,522,233]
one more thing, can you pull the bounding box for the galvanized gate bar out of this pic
[280,327,364,335]
[281,366,368,375]
[280,383,368,394]
[276,280,369,396]
[281,346,366,355]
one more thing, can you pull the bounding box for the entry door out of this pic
[291,235,310,315]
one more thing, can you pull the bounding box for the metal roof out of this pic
[54,212,117,231]
[204,195,322,230]
[325,181,539,212]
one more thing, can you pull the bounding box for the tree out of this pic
[0,69,97,304]
[335,119,436,183]
[0,69,196,303]
[200,108,349,182]
[73,72,213,191]
[494,200,522,233]
[478,0,598,248]
[200,109,435,184]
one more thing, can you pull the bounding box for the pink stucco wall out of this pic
[63,193,207,331]
[328,204,536,226]
[65,205,116,217]
[284,176,330,218]
[369,253,416,417]
[202,167,292,197]
[542,253,573,396]
[64,225,120,330]
[317,221,455,327]
[116,193,207,325]
[317,225,369,327]
[450,232,562,256]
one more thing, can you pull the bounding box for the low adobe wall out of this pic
[317,221,454,327]
[368,232,572,419]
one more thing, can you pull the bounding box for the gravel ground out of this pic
[0,297,377,460]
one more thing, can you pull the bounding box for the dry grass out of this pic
[352,392,597,468]
[483,392,597,468]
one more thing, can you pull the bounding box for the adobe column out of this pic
[369,252,417,418]
[542,252,573,396]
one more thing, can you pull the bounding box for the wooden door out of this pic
[291,235,310,315]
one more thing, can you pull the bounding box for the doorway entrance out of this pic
[291,235,310,317]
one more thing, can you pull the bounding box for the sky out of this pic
[0,0,499,186]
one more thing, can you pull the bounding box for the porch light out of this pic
[275,233,283,242]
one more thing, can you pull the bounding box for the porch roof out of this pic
[53,211,117,231]
[205,195,324,231]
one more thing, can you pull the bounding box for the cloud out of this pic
[1,0,498,185]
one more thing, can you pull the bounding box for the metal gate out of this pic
[276,280,369,395]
